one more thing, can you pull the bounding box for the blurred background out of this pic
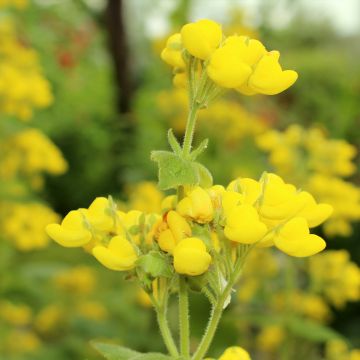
[0,0,359,359]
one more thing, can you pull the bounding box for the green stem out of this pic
[182,103,200,158]
[156,306,180,358]
[192,246,251,360]
[179,276,190,359]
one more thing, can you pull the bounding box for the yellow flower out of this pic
[0,301,32,326]
[161,195,177,212]
[76,301,108,321]
[296,191,333,227]
[221,190,244,217]
[173,237,211,276]
[219,346,251,360]
[225,204,267,244]
[244,51,298,95]
[157,210,191,253]
[207,36,266,88]
[87,197,114,232]
[181,19,222,60]
[259,173,306,222]
[226,178,261,205]
[92,235,138,271]
[273,217,326,257]
[257,325,284,352]
[54,266,96,295]
[173,72,187,88]
[34,305,64,334]
[161,33,185,68]
[207,43,252,88]
[46,210,92,247]
[177,186,214,223]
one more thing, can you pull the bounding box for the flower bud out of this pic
[181,19,222,60]
[92,235,137,271]
[296,191,333,228]
[161,33,185,68]
[207,44,252,88]
[173,237,212,276]
[246,51,298,95]
[177,186,214,223]
[87,197,113,232]
[167,210,192,242]
[219,346,251,360]
[274,217,326,257]
[225,204,267,244]
[46,210,92,247]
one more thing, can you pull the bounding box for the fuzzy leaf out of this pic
[91,341,139,360]
[136,251,173,278]
[151,150,199,190]
[167,129,182,155]
[190,138,209,160]
[130,353,173,360]
[192,162,213,188]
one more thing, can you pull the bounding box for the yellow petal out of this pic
[207,44,252,88]
[158,229,177,253]
[46,223,92,248]
[173,237,211,276]
[249,51,298,95]
[181,19,222,60]
[225,205,267,244]
[274,217,326,257]
[167,210,191,242]
[92,236,137,271]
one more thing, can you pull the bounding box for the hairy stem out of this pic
[179,276,190,359]
[182,103,200,158]
[156,306,180,358]
[192,246,251,360]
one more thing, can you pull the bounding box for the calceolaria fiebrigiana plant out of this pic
[46,19,333,360]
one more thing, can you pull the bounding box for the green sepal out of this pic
[136,251,173,278]
[167,129,182,155]
[192,162,213,188]
[189,138,208,160]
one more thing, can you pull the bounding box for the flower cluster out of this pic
[0,266,107,357]
[161,19,297,97]
[0,9,66,253]
[257,124,360,236]
[0,128,68,187]
[0,19,52,120]
[46,173,331,284]
[309,250,360,308]
[326,340,360,360]
[0,202,60,251]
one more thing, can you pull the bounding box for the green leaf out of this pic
[192,162,213,188]
[130,353,173,360]
[190,138,208,160]
[151,150,199,190]
[286,316,345,343]
[91,341,140,360]
[167,129,182,155]
[136,251,173,278]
